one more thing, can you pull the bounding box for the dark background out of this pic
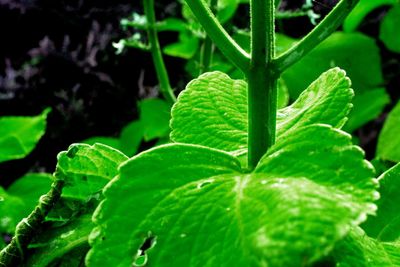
[0,0,398,186]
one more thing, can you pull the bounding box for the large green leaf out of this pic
[55,143,128,201]
[87,125,377,267]
[377,101,400,162]
[380,4,400,54]
[0,108,50,164]
[362,163,400,241]
[171,68,353,152]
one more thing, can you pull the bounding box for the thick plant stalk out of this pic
[247,0,277,169]
[0,180,64,267]
[143,0,177,104]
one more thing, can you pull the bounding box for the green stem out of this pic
[143,0,176,104]
[198,0,218,74]
[247,0,277,169]
[0,180,64,266]
[199,36,214,74]
[185,0,250,74]
[274,0,360,73]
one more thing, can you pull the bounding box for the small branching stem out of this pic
[274,0,360,73]
[198,0,218,74]
[0,180,64,266]
[143,0,177,104]
[185,0,250,74]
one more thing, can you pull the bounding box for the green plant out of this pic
[1,0,400,266]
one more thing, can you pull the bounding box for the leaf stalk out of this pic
[0,180,64,267]
[143,0,177,104]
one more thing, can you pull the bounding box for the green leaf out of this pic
[24,214,92,267]
[0,108,50,164]
[171,68,353,152]
[139,99,171,141]
[55,143,128,201]
[163,31,200,59]
[282,32,384,98]
[343,88,390,132]
[281,32,387,131]
[87,125,377,267]
[0,173,53,233]
[362,163,400,241]
[0,187,26,234]
[7,173,53,208]
[119,120,143,156]
[277,78,289,108]
[81,120,144,157]
[380,4,400,53]
[331,227,400,266]
[217,0,240,23]
[81,137,121,151]
[344,0,397,32]
[377,101,400,162]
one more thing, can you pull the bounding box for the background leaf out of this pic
[0,108,50,164]
[380,4,400,53]
[343,0,397,32]
[362,163,400,241]
[0,173,53,235]
[139,99,171,141]
[377,101,400,162]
